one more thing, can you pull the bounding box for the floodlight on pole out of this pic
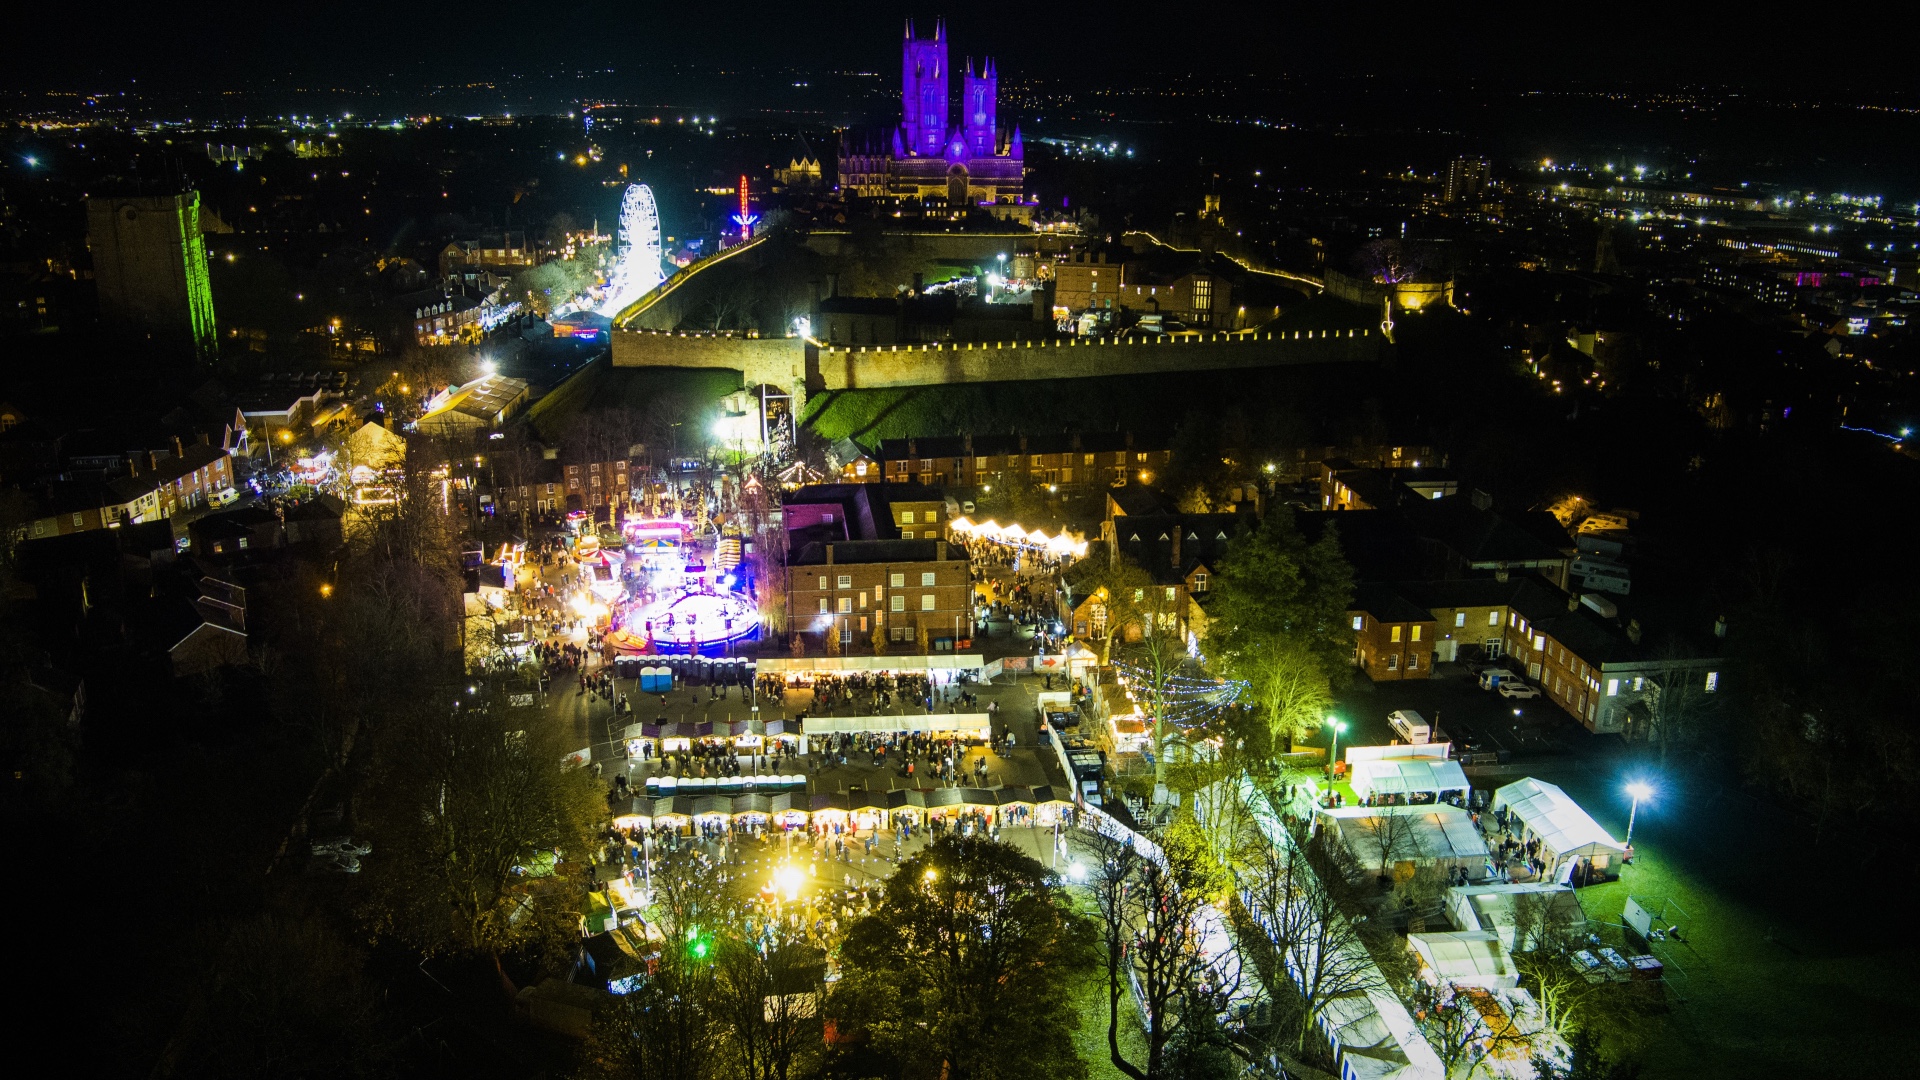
[1326,716,1347,774]
[1625,781,1654,847]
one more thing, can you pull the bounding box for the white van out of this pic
[1388,710,1431,744]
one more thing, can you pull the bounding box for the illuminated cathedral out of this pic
[837,19,1027,205]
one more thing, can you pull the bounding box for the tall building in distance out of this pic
[1442,157,1491,205]
[86,191,218,357]
[838,19,1026,205]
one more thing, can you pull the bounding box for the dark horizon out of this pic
[16,3,1920,97]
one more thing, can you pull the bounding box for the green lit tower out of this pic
[87,191,218,358]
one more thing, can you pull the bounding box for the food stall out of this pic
[886,789,927,828]
[769,792,809,830]
[1031,785,1075,827]
[849,790,890,833]
[808,792,850,831]
[731,794,773,827]
[997,787,1037,827]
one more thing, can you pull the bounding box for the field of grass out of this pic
[526,357,741,441]
[1067,960,1150,1080]
[1538,765,1917,1077]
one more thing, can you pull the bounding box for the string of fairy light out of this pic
[1112,662,1248,729]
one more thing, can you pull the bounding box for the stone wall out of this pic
[814,328,1385,390]
[610,329,806,399]
[613,326,1385,394]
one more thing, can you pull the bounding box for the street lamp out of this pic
[1326,716,1347,774]
[1624,781,1654,847]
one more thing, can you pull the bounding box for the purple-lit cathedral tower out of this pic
[838,19,1026,205]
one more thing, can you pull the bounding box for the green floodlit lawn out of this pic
[1068,958,1150,1080]
[1539,768,1919,1078]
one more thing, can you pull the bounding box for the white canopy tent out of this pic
[755,655,985,675]
[1447,884,1588,952]
[800,712,990,735]
[1349,758,1471,802]
[1407,930,1520,989]
[1491,778,1627,880]
[1318,804,1490,876]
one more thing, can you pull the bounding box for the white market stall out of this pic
[1349,757,1471,804]
[1407,930,1520,989]
[1317,804,1490,878]
[800,712,991,736]
[1491,778,1628,884]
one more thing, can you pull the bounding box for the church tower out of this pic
[901,19,948,157]
[963,57,998,158]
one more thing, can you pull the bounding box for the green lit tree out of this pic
[831,835,1096,1080]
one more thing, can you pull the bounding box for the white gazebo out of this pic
[1318,804,1490,878]
[1349,757,1471,803]
[1407,930,1520,989]
[1491,778,1627,882]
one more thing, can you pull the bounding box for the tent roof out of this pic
[1350,758,1470,798]
[1407,931,1518,987]
[1492,778,1625,857]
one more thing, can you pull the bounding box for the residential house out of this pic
[871,432,1172,493]
[1348,583,1440,681]
[563,458,631,510]
[1094,512,1243,644]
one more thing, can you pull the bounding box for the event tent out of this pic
[754,655,985,675]
[1447,883,1588,952]
[801,713,990,735]
[1407,931,1520,989]
[1318,804,1490,876]
[1349,758,1471,802]
[1491,778,1627,879]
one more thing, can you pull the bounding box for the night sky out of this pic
[16,2,1920,95]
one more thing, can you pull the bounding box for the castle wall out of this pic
[612,325,1385,397]
[610,329,806,395]
[814,330,1386,390]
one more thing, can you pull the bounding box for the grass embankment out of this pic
[801,363,1382,446]
[526,357,743,442]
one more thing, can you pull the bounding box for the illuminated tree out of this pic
[1075,818,1233,1080]
[1206,509,1352,748]
[831,835,1095,1080]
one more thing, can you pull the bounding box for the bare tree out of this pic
[1411,982,1529,1078]
[1239,819,1385,1055]
[1075,819,1234,1080]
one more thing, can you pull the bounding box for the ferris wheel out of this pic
[620,183,662,281]
[599,183,664,315]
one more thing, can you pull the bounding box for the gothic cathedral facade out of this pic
[838,19,1027,205]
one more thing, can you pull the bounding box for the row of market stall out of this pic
[620,714,992,757]
[622,720,800,755]
[642,774,807,795]
[610,785,1076,833]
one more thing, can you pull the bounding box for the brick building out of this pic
[787,539,972,650]
[867,433,1171,493]
[564,459,630,510]
[1348,583,1441,681]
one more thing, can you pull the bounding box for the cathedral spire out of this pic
[905,18,913,39]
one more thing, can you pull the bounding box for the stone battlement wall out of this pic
[612,326,1385,393]
[815,328,1384,389]
[610,328,805,393]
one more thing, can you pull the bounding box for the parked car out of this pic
[1497,682,1542,700]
